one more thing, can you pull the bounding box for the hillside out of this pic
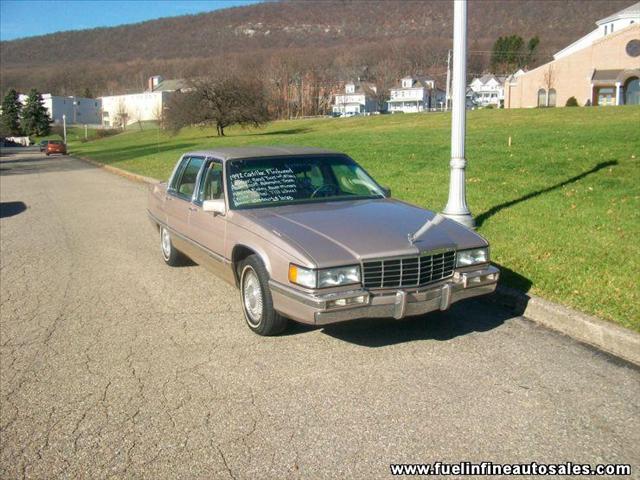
[0,0,630,99]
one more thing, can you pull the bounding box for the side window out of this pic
[170,157,189,191]
[198,161,224,202]
[174,157,204,199]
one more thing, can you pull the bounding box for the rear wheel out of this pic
[160,226,184,266]
[239,255,287,336]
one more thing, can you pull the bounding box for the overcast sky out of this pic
[0,0,260,41]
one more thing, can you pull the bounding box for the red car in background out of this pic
[45,140,67,156]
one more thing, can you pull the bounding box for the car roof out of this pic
[182,146,343,162]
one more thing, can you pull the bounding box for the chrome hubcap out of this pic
[161,228,171,260]
[242,268,263,326]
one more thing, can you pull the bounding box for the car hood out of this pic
[241,199,487,267]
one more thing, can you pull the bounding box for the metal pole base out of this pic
[441,211,475,229]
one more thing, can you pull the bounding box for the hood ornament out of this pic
[408,214,446,245]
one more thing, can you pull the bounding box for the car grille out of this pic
[362,250,456,289]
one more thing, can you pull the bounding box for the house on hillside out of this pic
[99,75,186,127]
[505,2,640,108]
[18,94,101,125]
[332,81,379,116]
[387,76,445,113]
[468,74,507,107]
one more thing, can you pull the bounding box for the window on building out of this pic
[611,23,614,32]
[537,88,547,107]
[548,89,557,107]
[604,25,608,34]
[624,77,640,105]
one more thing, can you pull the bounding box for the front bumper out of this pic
[269,265,500,325]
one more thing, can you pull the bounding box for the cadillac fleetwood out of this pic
[147,147,499,335]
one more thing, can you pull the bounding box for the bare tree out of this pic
[543,65,555,106]
[115,100,129,130]
[165,76,270,136]
[152,101,165,128]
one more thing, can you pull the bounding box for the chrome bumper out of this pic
[269,265,500,325]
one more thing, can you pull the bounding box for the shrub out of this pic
[565,96,579,107]
[95,128,120,139]
[484,104,494,109]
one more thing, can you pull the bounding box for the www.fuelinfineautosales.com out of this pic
[389,461,632,476]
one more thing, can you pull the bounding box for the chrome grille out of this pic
[362,251,456,289]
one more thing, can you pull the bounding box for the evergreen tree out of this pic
[491,35,539,73]
[0,89,23,136]
[21,89,51,136]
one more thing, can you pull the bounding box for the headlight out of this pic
[288,264,361,289]
[318,265,360,288]
[288,264,317,288]
[456,248,489,267]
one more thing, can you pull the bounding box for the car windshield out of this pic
[227,155,385,209]
[49,141,62,145]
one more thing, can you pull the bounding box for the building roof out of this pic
[152,78,187,92]
[392,76,437,90]
[182,146,342,162]
[597,1,640,25]
[471,74,507,86]
[591,67,640,84]
[343,81,377,95]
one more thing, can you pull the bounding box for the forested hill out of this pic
[0,0,629,97]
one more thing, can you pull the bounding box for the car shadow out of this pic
[475,161,617,227]
[0,201,27,218]
[320,299,517,347]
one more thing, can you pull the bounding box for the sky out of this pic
[0,0,260,41]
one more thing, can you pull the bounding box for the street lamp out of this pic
[442,0,474,229]
[62,114,67,144]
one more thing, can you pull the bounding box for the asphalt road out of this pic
[1,148,639,479]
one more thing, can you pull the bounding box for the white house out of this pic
[468,74,507,107]
[553,1,639,60]
[332,81,379,115]
[99,75,186,127]
[387,76,445,113]
[18,93,101,125]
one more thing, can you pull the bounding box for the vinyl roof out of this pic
[183,146,343,161]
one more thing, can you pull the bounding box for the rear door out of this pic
[166,156,205,235]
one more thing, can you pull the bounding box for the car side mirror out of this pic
[202,199,226,216]
[382,186,391,197]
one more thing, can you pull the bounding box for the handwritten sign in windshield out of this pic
[230,167,298,206]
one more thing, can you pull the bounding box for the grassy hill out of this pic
[66,107,640,331]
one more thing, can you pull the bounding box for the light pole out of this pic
[62,114,67,144]
[442,0,474,229]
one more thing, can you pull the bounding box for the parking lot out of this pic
[1,148,639,478]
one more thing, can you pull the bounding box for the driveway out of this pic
[1,148,639,479]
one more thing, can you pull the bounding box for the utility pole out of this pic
[442,0,474,229]
[445,49,451,111]
[62,114,67,144]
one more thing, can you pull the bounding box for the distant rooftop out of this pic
[597,1,640,25]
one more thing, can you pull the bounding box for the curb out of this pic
[74,154,640,366]
[76,155,159,185]
[488,286,640,366]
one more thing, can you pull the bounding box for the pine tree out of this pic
[21,89,51,137]
[0,89,23,136]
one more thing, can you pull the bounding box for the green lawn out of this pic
[67,107,640,331]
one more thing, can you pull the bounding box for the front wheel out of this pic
[239,255,288,336]
[160,226,184,266]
